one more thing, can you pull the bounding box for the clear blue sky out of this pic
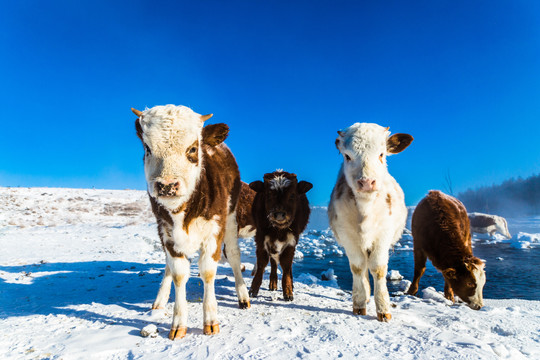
[1,1,539,206]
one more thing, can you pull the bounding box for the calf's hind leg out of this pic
[152,264,172,309]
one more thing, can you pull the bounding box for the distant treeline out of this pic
[457,174,540,217]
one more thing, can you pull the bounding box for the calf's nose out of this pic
[357,178,377,192]
[273,212,286,221]
[156,181,180,197]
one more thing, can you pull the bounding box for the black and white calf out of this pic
[248,171,312,301]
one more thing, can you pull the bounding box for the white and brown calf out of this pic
[132,105,251,339]
[468,212,511,239]
[328,123,413,321]
[248,171,312,301]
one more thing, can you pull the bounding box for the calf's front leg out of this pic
[280,245,295,301]
[369,251,391,322]
[199,250,219,335]
[167,252,190,339]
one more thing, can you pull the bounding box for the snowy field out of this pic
[1,187,539,359]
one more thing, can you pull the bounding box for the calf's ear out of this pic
[249,181,264,193]
[202,123,229,146]
[387,133,413,154]
[298,181,313,194]
[442,268,457,280]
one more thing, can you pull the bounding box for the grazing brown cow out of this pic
[407,190,486,310]
[132,105,253,339]
[248,171,312,301]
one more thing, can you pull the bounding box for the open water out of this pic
[293,215,540,300]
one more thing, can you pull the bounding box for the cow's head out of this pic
[132,105,225,210]
[495,217,512,239]
[442,257,486,310]
[249,171,312,229]
[335,123,413,197]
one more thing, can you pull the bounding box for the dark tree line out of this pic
[458,173,540,217]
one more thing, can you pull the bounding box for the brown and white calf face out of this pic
[335,123,413,195]
[249,171,312,229]
[443,259,486,310]
[133,105,213,210]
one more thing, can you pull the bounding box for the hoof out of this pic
[353,308,367,315]
[203,323,220,335]
[168,326,187,340]
[248,289,258,298]
[241,264,246,272]
[283,294,294,302]
[151,304,164,310]
[239,300,251,309]
[377,313,392,322]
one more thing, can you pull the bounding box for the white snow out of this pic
[386,270,404,281]
[1,187,539,359]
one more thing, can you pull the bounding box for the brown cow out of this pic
[248,171,312,301]
[407,190,486,310]
[132,105,253,339]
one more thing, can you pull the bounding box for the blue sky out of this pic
[1,1,539,206]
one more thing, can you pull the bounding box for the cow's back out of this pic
[412,191,472,269]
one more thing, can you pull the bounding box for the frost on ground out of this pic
[1,187,539,359]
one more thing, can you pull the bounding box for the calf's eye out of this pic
[188,147,197,154]
[145,145,152,155]
[345,154,351,162]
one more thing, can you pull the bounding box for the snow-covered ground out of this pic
[1,187,539,359]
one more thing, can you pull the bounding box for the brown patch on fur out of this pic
[386,193,392,215]
[469,214,497,228]
[350,264,363,275]
[373,265,387,280]
[135,118,143,141]
[212,225,225,262]
[334,173,354,200]
[172,273,186,286]
[236,182,256,230]
[202,123,229,146]
[181,143,240,233]
[201,271,215,283]
[186,140,199,164]
[387,133,414,154]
